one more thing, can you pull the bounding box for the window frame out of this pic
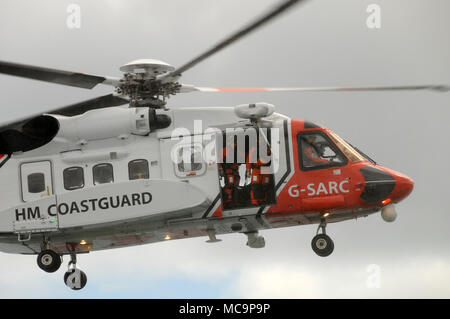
[92,163,114,185]
[128,159,150,180]
[297,130,348,171]
[63,166,85,191]
[327,131,366,163]
[20,160,54,202]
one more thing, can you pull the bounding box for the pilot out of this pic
[302,136,330,167]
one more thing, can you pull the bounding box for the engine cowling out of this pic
[56,107,171,144]
[0,115,59,153]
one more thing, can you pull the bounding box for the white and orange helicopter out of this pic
[0,0,447,290]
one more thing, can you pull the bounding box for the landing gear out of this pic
[64,253,87,290]
[206,229,222,243]
[245,231,265,248]
[311,218,334,257]
[37,250,62,273]
[36,237,88,290]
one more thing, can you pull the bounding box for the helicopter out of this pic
[0,0,447,290]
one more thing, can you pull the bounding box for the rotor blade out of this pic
[0,60,120,89]
[48,94,129,116]
[161,0,305,81]
[182,85,450,93]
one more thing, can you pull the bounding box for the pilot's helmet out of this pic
[303,135,315,145]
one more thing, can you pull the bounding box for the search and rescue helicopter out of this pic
[0,0,447,290]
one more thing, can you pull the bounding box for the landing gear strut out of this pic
[245,231,265,248]
[311,218,334,257]
[64,253,87,290]
[37,236,62,273]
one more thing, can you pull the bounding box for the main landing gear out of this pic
[311,218,334,257]
[37,247,87,290]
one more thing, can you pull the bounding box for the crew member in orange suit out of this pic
[219,135,241,207]
[248,146,272,206]
[302,137,330,167]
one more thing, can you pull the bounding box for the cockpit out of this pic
[298,129,374,170]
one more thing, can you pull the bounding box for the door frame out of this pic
[20,160,54,202]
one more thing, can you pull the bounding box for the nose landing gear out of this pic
[311,218,334,257]
[64,253,87,290]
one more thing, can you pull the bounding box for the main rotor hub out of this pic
[119,59,175,79]
[117,59,180,108]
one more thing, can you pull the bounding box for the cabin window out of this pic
[63,166,84,190]
[298,131,347,171]
[27,173,45,193]
[93,163,114,185]
[174,144,205,177]
[128,159,149,180]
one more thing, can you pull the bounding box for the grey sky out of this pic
[0,0,449,298]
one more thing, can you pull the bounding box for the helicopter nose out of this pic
[391,173,414,202]
[359,165,413,204]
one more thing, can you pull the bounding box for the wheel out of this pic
[311,234,334,257]
[37,250,62,273]
[64,268,87,290]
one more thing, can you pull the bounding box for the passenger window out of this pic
[128,159,149,180]
[93,163,114,185]
[27,173,45,193]
[174,144,205,177]
[64,167,84,190]
[298,131,346,170]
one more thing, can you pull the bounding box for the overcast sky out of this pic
[0,0,449,298]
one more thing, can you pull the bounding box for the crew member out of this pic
[302,136,330,167]
[249,146,272,206]
[219,135,241,207]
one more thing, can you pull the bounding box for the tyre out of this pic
[311,234,334,257]
[64,269,87,290]
[37,250,62,273]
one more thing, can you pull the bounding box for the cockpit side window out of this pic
[298,131,347,171]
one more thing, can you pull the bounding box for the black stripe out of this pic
[0,154,11,169]
[275,119,292,191]
[202,194,221,219]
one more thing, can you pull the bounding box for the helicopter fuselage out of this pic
[0,106,413,255]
